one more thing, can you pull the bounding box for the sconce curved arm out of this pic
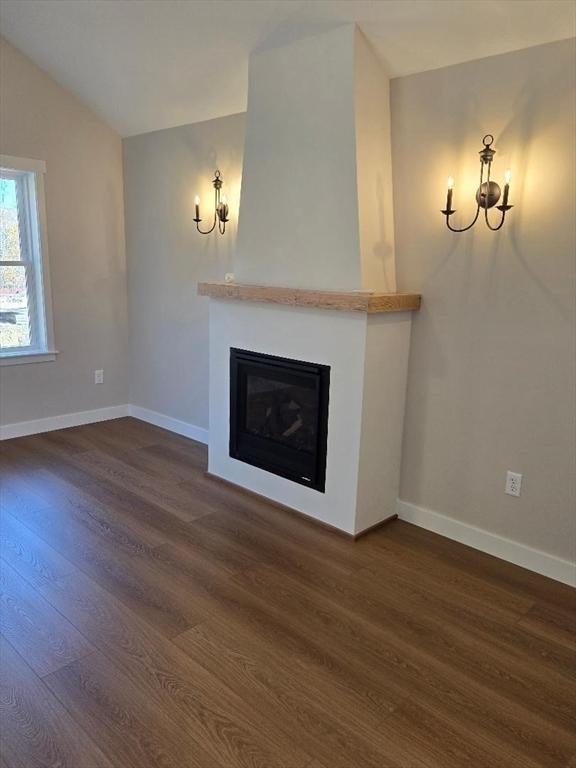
[444,163,484,232]
[483,162,508,232]
[195,181,219,234]
[445,205,481,232]
[196,214,218,235]
[484,208,507,231]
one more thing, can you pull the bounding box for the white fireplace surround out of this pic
[207,298,412,535]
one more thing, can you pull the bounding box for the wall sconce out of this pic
[442,135,513,232]
[194,170,229,235]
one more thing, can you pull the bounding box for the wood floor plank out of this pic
[2,465,167,552]
[175,619,412,768]
[254,536,576,731]
[0,510,77,589]
[380,520,576,611]
[0,467,52,518]
[188,509,573,694]
[1,437,97,487]
[1,461,94,514]
[89,416,191,450]
[142,429,209,460]
[231,563,576,768]
[357,562,576,682]
[0,637,112,768]
[362,533,535,618]
[0,418,573,768]
[185,477,371,573]
[516,600,576,649]
[186,504,356,578]
[153,521,264,575]
[385,699,531,768]
[26,427,95,455]
[8,504,205,638]
[19,468,169,550]
[48,417,161,453]
[0,560,94,677]
[82,436,209,486]
[43,649,222,768]
[70,448,212,521]
[176,613,557,768]
[151,517,351,603]
[157,535,576,768]
[155,542,404,720]
[38,570,312,768]
[79,476,226,554]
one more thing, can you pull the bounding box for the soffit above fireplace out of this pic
[198,282,421,313]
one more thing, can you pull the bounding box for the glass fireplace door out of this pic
[229,348,330,492]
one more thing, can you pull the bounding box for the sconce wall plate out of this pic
[442,135,513,232]
[194,170,229,235]
[475,181,501,209]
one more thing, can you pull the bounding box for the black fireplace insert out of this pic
[229,348,330,492]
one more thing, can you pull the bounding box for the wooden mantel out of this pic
[198,282,421,313]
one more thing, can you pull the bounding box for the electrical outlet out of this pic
[94,369,104,384]
[505,471,522,497]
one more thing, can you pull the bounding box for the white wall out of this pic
[0,38,128,425]
[391,38,576,563]
[123,114,245,430]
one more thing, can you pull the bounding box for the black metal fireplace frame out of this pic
[229,348,330,492]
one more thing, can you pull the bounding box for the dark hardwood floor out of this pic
[0,417,574,768]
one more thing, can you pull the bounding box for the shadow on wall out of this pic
[95,177,128,339]
[372,171,395,291]
[496,77,574,322]
[423,53,573,318]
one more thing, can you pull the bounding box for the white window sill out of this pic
[0,350,59,366]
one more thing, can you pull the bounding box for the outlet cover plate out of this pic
[505,471,522,497]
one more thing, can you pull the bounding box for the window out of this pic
[0,155,56,364]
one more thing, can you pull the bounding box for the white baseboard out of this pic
[0,404,130,440]
[0,403,208,445]
[128,404,209,445]
[397,499,575,587]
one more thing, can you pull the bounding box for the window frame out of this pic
[0,155,57,366]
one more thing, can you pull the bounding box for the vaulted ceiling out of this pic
[1,0,574,137]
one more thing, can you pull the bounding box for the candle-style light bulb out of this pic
[502,169,512,207]
[194,195,200,221]
[445,176,454,213]
[218,194,229,222]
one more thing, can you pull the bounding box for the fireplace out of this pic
[201,26,418,534]
[229,348,330,492]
